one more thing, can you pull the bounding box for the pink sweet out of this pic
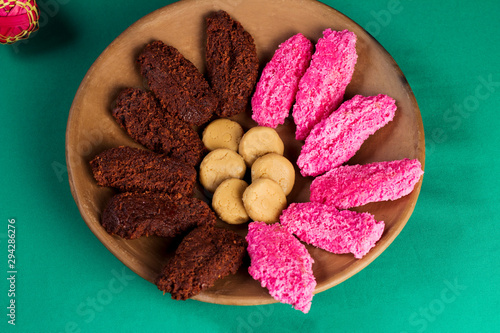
[252,33,313,128]
[297,94,397,176]
[246,221,316,313]
[310,159,424,209]
[292,29,358,140]
[280,202,385,259]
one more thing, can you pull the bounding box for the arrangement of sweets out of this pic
[88,9,423,313]
[248,31,422,312]
[200,123,291,224]
[91,10,252,302]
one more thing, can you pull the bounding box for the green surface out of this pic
[1,0,499,332]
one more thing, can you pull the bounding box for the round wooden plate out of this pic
[66,0,425,305]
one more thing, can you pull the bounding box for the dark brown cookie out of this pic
[155,225,247,300]
[137,40,217,126]
[90,146,196,198]
[101,192,216,239]
[206,10,259,117]
[112,88,205,166]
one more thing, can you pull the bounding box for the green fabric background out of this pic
[1,0,499,332]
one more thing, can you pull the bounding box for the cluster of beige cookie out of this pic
[200,119,295,224]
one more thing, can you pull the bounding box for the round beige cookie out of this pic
[199,148,246,192]
[202,119,244,151]
[251,153,295,196]
[242,178,287,224]
[212,178,249,225]
[238,126,284,166]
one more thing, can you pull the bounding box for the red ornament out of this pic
[0,0,39,44]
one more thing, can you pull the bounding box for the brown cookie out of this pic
[112,87,205,166]
[101,192,216,239]
[90,146,196,198]
[206,10,259,117]
[137,40,217,126]
[155,225,247,300]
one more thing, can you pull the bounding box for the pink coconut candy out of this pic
[297,94,397,177]
[246,221,316,313]
[251,33,313,128]
[280,202,385,259]
[292,29,358,140]
[310,159,424,209]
